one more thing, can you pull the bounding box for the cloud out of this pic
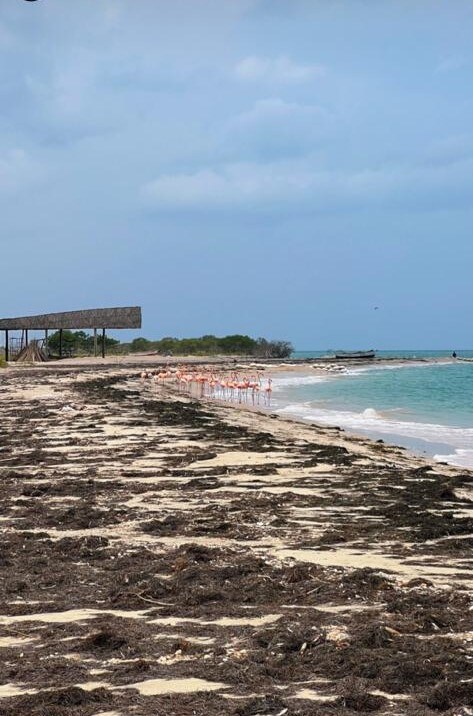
[141,157,473,213]
[435,56,467,74]
[223,98,329,159]
[423,134,473,167]
[0,1,253,148]
[25,51,98,118]
[234,55,325,84]
[141,162,376,211]
[0,148,41,194]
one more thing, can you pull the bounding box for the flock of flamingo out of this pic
[139,367,273,405]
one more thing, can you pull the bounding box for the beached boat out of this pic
[334,350,376,360]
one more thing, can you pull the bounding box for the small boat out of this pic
[334,350,376,360]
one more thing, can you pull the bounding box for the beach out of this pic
[270,358,473,469]
[0,361,472,715]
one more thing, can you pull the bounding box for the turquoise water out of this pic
[273,357,473,468]
[292,349,473,360]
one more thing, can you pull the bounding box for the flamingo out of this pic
[263,378,273,405]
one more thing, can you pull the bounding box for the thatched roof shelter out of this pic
[0,306,141,331]
[0,307,142,360]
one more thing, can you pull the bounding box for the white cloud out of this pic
[141,162,383,210]
[0,148,41,194]
[143,168,238,209]
[231,97,325,126]
[234,55,325,84]
[141,157,473,213]
[435,56,467,74]
[26,56,96,119]
[423,134,473,167]
[224,98,329,159]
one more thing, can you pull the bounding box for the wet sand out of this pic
[0,365,472,715]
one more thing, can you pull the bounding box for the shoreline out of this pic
[3,353,468,467]
[2,354,471,468]
[1,352,456,369]
[265,359,471,469]
[0,364,472,714]
[164,380,448,473]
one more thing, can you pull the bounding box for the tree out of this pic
[123,333,292,357]
[47,330,119,356]
[255,338,293,359]
[83,334,119,352]
[268,340,293,358]
[47,330,81,355]
[156,337,178,354]
[217,334,257,355]
[130,337,151,353]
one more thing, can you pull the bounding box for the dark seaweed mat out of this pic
[0,371,472,715]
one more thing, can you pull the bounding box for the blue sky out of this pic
[1,0,473,349]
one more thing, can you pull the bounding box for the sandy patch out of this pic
[186,451,296,469]
[0,608,149,625]
[150,614,282,628]
[123,677,228,695]
[293,689,337,702]
[0,636,37,647]
[0,683,37,698]
[273,547,471,583]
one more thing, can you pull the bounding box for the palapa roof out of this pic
[0,307,142,331]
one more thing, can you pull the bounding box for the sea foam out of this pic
[272,367,473,467]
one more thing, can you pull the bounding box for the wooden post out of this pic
[102,328,106,359]
[25,329,29,347]
[44,329,48,357]
[93,328,98,357]
[4,330,8,362]
[59,329,63,358]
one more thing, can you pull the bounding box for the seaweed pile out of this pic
[0,369,471,715]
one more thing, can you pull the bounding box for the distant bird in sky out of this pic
[374,306,379,310]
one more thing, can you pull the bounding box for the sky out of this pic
[1,0,473,349]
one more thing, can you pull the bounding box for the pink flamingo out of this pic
[263,378,273,405]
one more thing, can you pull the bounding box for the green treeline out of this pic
[44,331,293,358]
[46,331,119,356]
[129,335,293,358]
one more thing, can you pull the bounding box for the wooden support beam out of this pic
[4,330,8,362]
[25,329,29,347]
[59,329,63,358]
[102,328,106,359]
[93,328,98,357]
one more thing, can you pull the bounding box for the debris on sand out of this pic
[15,340,48,363]
[0,369,471,715]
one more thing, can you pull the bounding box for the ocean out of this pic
[273,351,473,468]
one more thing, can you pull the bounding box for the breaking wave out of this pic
[275,402,473,467]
